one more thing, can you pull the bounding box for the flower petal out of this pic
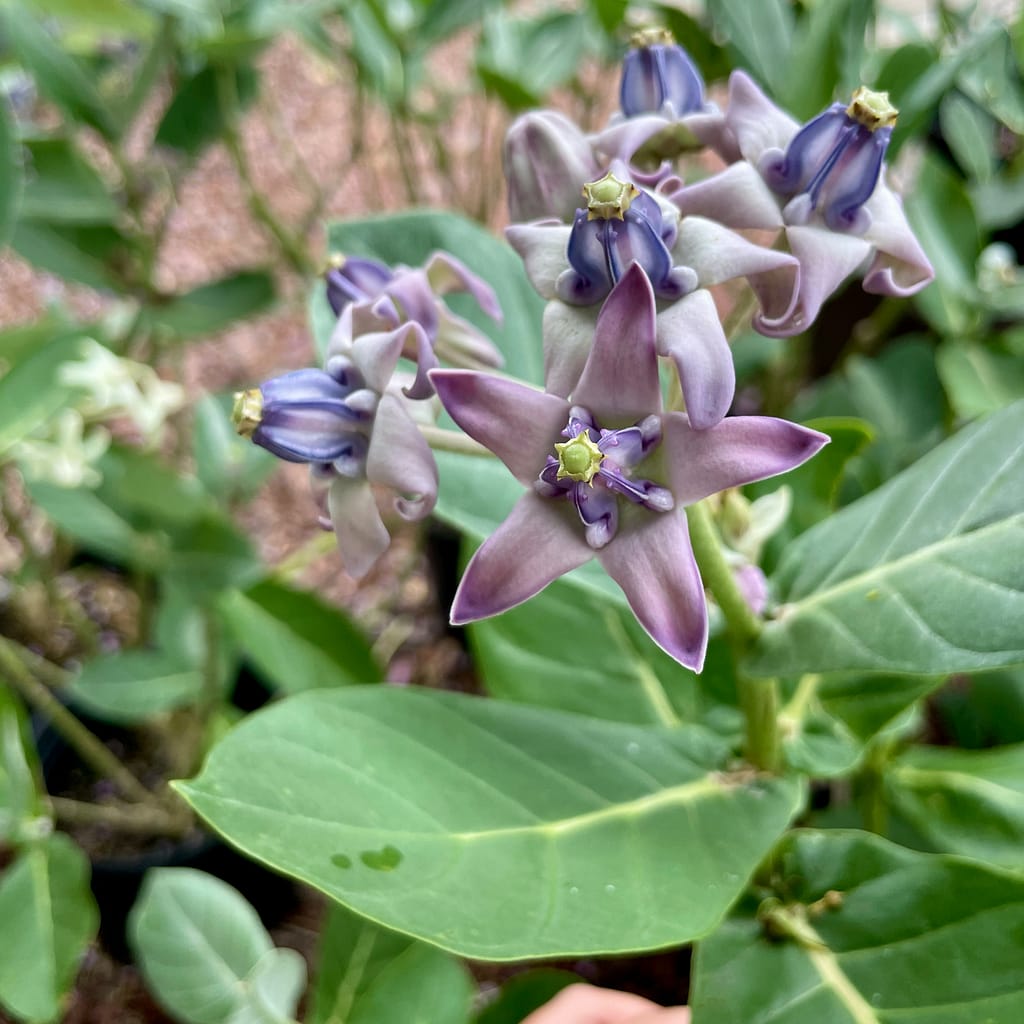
[429,369,569,485]
[435,307,505,369]
[366,393,438,521]
[597,509,708,670]
[542,300,599,398]
[756,225,870,337]
[425,251,504,322]
[723,70,800,164]
[669,161,784,231]
[573,263,662,423]
[861,183,935,297]
[663,412,829,507]
[655,289,735,430]
[350,322,422,393]
[591,114,672,166]
[451,492,593,623]
[327,476,390,580]
[505,222,572,300]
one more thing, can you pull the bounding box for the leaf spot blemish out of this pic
[360,845,403,871]
[331,853,352,869]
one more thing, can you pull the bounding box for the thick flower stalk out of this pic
[668,73,934,336]
[234,311,438,579]
[324,250,504,399]
[508,169,800,427]
[430,265,827,671]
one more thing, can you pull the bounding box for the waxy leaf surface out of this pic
[748,402,1024,676]
[179,688,802,960]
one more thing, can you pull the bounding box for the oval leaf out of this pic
[177,688,802,960]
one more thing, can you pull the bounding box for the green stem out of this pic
[419,424,492,457]
[0,640,153,804]
[50,795,192,838]
[216,67,314,276]
[722,290,760,340]
[686,499,781,771]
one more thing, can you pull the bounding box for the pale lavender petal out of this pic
[402,326,439,400]
[573,263,662,423]
[734,564,768,616]
[685,108,740,163]
[505,222,572,300]
[861,183,935,297]
[591,115,672,165]
[451,493,593,623]
[673,215,796,287]
[327,477,390,580]
[350,323,421,393]
[383,270,440,338]
[435,307,505,369]
[724,70,799,164]
[663,412,829,507]
[425,251,503,322]
[542,300,598,398]
[669,162,784,231]
[429,369,568,485]
[757,225,871,337]
[598,509,708,670]
[655,289,734,429]
[366,393,438,520]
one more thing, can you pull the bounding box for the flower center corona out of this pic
[555,430,604,483]
[846,87,898,131]
[583,172,640,221]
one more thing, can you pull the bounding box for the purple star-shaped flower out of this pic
[430,265,828,671]
[667,72,934,337]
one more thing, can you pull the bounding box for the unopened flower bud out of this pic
[620,28,705,119]
[504,110,601,223]
[324,256,394,317]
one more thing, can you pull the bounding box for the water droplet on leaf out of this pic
[604,883,616,894]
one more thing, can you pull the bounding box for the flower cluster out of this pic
[236,28,932,672]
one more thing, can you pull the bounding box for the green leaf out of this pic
[0,833,98,1024]
[690,829,1024,1023]
[156,66,259,157]
[0,96,23,246]
[708,0,794,97]
[939,92,995,183]
[474,969,577,1024]
[218,579,379,694]
[225,948,305,1024]
[97,445,212,529]
[310,903,472,1024]
[193,392,276,502]
[886,743,1024,869]
[747,402,1024,677]
[325,211,543,385]
[937,340,1024,419]
[1,8,117,138]
[20,136,120,224]
[931,668,1024,748]
[10,220,131,290]
[0,688,44,844]
[162,513,263,601]
[956,30,1024,133]
[129,868,296,1024]
[817,673,941,742]
[144,271,276,340]
[178,688,803,960]
[68,650,204,724]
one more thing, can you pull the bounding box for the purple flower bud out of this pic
[232,368,370,466]
[324,257,394,317]
[503,110,601,223]
[557,172,696,305]
[760,87,897,234]
[620,28,705,119]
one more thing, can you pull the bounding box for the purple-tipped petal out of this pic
[542,301,598,398]
[327,477,390,580]
[365,393,438,520]
[430,369,569,485]
[451,492,593,623]
[574,264,662,423]
[724,70,799,165]
[384,269,440,340]
[761,225,871,337]
[655,289,735,429]
[663,413,829,507]
[598,509,708,670]
[425,251,503,323]
[505,222,572,300]
[861,184,935,297]
[669,161,784,231]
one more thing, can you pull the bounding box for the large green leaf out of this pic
[19,136,119,224]
[885,743,1024,869]
[690,829,1024,1023]
[0,95,23,246]
[309,904,472,1024]
[937,340,1024,419]
[129,868,303,1024]
[708,0,794,97]
[143,271,276,340]
[0,834,98,1024]
[178,688,803,960]
[217,579,380,694]
[747,402,1024,677]
[0,688,43,844]
[68,650,204,724]
[325,210,543,385]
